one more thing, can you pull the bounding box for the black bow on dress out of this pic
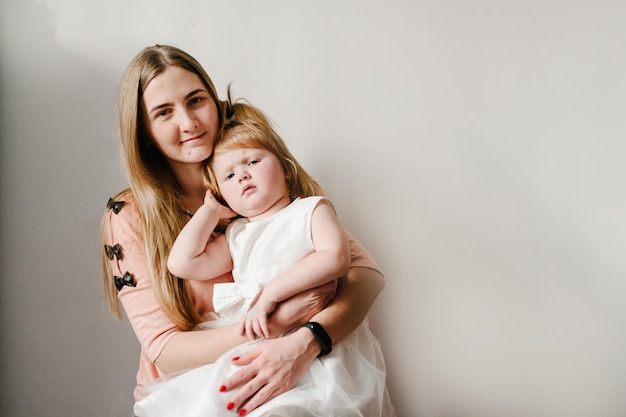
[107,198,125,214]
[114,271,136,291]
[104,243,123,260]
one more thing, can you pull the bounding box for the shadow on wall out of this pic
[0,2,137,416]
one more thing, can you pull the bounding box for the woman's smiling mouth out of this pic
[180,132,205,144]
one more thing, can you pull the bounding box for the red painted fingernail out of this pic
[232,356,240,361]
[226,402,235,410]
[219,385,227,392]
[239,409,247,416]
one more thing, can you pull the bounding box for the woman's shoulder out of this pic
[104,189,143,238]
[108,188,135,206]
[106,189,139,215]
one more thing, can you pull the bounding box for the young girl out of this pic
[134,99,394,416]
[167,101,350,340]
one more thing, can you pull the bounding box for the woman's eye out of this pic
[189,96,204,106]
[156,109,171,119]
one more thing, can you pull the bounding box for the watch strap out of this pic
[303,321,333,357]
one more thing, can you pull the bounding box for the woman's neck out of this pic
[173,162,206,214]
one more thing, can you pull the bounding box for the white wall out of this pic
[1,1,625,416]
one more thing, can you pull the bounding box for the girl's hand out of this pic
[219,328,319,415]
[240,295,277,339]
[203,190,236,219]
[265,280,336,337]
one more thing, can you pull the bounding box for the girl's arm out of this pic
[264,200,349,304]
[243,200,350,338]
[167,192,234,281]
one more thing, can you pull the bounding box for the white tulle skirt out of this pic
[134,319,396,417]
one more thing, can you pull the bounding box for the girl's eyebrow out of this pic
[213,159,234,177]
[148,88,207,115]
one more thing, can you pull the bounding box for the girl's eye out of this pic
[248,159,259,165]
[225,173,234,180]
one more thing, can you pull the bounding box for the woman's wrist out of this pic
[291,326,323,359]
[302,322,332,357]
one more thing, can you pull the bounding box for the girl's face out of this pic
[142,66,219,173]
[212,147,290,221]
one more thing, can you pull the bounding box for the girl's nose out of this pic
[238,171,250,182]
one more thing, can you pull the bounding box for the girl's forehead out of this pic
[216,146,267,157]
[213,147,270,166]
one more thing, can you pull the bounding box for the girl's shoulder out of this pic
[293,195,327,209]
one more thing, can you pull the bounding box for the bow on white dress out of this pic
[211,281,262,326]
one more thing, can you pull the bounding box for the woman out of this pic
[101,44,392,415]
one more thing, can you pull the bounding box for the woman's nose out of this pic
[179,109,198,131]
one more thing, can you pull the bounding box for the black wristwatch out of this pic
[303,322,333,357]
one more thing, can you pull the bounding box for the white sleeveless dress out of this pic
[134,197,396,417]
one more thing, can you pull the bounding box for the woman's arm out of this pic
[221,265,385,414]
[154,278,337,373]
[105,194,242,374]
[155,322,247,373]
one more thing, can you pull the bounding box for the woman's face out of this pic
[142,65,219,171]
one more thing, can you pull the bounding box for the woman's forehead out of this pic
[143,66,205,106]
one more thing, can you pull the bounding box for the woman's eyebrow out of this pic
[148,89,207,115]
[185,88,207,99]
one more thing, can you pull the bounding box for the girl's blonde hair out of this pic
[102,45,227,329]
[206,95,326,204]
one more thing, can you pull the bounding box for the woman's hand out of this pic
[265,280,337,338]
[219,327,319,415]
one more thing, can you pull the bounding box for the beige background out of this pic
[1,1,625,416]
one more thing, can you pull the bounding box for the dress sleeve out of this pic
[103,192,181,363]
[345,229,383,276]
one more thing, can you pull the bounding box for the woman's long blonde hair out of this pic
[206,96,326,204]
[102,45,227,330]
